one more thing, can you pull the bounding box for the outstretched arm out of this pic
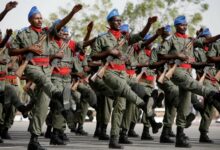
[140,16,157,38]
[83,21,94,41]
[55,4,82,31]
[0,29,12,48]
[0,1,18,22]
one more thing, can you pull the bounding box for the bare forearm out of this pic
[208,56,220,62]
[204,35,220,45]
[83,31,92,42]
[141,34,159,48]
[56,10,78,31]
[9,48,28,56]
[0,9,8,22]
[140,22,151,38]
[0,35,10,48]
[149,60,167,69]
[88,61,102,67]
[91,50,110,60]
[158,54,178,60]
[83,37,96,48]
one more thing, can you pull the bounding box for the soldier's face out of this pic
[29,13,43,28]
[109,16,122,30]
[175,24,187,34]
[62,33,69,39]
[57,30,64,39]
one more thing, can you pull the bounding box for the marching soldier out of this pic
[9,4,83,150]
[158,15,220,148]
[91,8,160,149]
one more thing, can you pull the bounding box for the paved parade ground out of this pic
[0,117,219,150]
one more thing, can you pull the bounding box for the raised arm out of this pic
[0,1,17,22]
[55,4,82,31]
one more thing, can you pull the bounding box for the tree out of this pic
[44,0,209,39]
[121,0,209,36]
[44,0,113,41]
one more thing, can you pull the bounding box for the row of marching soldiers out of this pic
[1,1,220,150]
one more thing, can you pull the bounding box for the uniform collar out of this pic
[30,26,43,33]
[175,32,188,39]
[108,29,121,40]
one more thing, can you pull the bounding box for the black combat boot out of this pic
[109,135,123,149]
[199,132,213,143]
[208,92,220,113]
[99,124,109,140]
[156,92,165,108]
[44,125,52,139]
[175,127,191,148]
[160,126,174,143]
[119,128,132,144]
[168,127,176,137]
[17,104,29,118]
[28,133,46,150]
[70,122,77,133]
[185,113,196,128]
[148,117,162,134]
[58,130,69,142]
[1,127,11,139]
[128,122,139,137]
[50,128,66,145]
[0,126,4,143]
[141,126,153,140]
[138,99,154,118]
[76,123,88,136]
[93,122,101,138]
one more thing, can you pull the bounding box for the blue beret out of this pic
[144,34,152,40]
[28,6,41,20]
[107,9,119,21]
[201,28,211,36]
[164,25,172,33]
[174,15,187,26]
[120,24,129,32]
[53,19,61,26]
[62,26,69,33]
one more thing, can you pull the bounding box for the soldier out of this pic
[88,58,114,140]
[158,15,220,148]
[150,25,178,143]
[91,8,160,149]
[9,4,83,150]
[119,25,164,143]
[200,28,220,143]
[0,30,29,143]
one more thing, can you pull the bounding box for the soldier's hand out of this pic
[28,44,43,55]
[196,28,204,37]
[55,50,64,59]
[156,27,165,36]
[176,52,188,61]
[187,56,195,63]
[110,49,122,57]
[72,4,83,13]
[87,21,94,32]
[83,66,90,72]
[6,29,13,37]
[0,58,7,65]
[5,1,18,12]
[148,16,158,24]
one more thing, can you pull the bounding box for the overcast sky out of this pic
[0,0,219,35]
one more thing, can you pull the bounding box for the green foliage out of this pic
[44,0,209,39]
[122,0,209,36]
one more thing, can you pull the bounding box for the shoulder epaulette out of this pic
[18,27,28,33]
[97,32,107,38]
